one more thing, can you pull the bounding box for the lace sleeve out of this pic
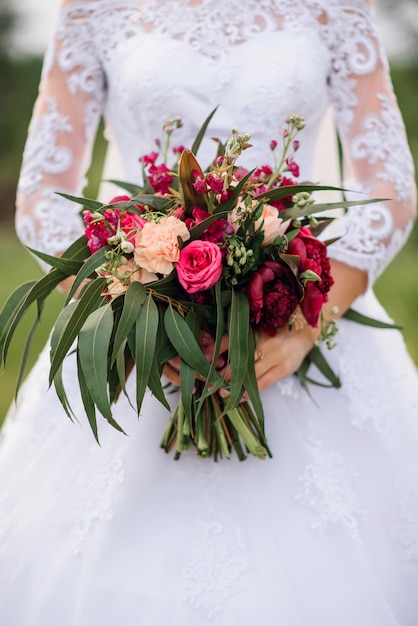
[15,2,106,265]
[322,0,416,285]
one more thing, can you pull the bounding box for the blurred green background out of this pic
[0,7,417,424]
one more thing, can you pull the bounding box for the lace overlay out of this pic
[55,443,124,555]
[295,438,367,545]
[14,0,415,284]
[181,464,248,621]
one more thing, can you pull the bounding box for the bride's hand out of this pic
[216,322,321,396]
[251,324,321,392]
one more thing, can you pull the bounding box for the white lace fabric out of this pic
[15,0,416,282]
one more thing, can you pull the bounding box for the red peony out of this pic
[246,261,300,336]
[288,227,334,326]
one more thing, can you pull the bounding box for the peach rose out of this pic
[134,215,190,275]
[228,201,289,246]
[107,258,157,298]
[255,204,290,247]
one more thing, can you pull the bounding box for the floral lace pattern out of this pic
[181,464,248,621]
[55,443,125,555]
[392,469,418,561]
[18,98,74,198]
[295,438,367,544]
[15,0,415,285]
[351,94,415,203]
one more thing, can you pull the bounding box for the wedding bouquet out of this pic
[0,110,388,461]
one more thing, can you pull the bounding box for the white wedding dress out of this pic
[1,1,418,624]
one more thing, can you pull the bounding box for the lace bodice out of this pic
[15,0,416,283]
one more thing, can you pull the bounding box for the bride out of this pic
[1,1,418,624]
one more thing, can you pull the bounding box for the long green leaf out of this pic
[27,247,84,275]
[77,351,99,443]
[111,281,147,364]
[49,278,107,384]
[57,192,104,211]
[59,234,91,261]
[180,311,200,423]
[0,281,37,369]
[127,194,175,212]
[15,313,41,399]
[105,179,143,196]
[49,301,81,420]
[279,197,386,222]
[305,346,341,388]
[0,269,65,369]
[148,356,171,411]
[66,246,112,304]
[191,106,218,156]
[224,291,249,412]
[256,184,347,202]
[343,308,402,330]
[78,303,114,421]
[196,281,226,413]
[164,305,217,380]
[243,327,265,430]
[134,293,159,415]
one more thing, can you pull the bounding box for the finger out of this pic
[167,355,181,371]
[163,363,180,387]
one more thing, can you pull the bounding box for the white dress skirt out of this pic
[1,290,417,626]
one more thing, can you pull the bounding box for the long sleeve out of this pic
[321,0,416,285]
[15,4,106,265]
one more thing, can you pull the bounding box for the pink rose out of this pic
[134,216,190,275]
[176,240,223,294]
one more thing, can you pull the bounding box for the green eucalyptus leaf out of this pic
[27,248,84,275]
[78,303,114,421]
[57,192,104,211]
[49,278,107,384]
[127,194,175,212]
[0,269,66,370]
[256,184,346,203]
[134,293,159,415]
[191,106,218,156]
[76,351,99,443]
[148,357,171,411]
[180,311,201,422]
[66,246,112,304]
[111,281,147,364]
[0,280,37,370]
[223,291,249,412]
[279,197,386,222]
[59,235,91,261]
[196,282,226,413]
[54,363,76,422]
[305,346,341,388]
[105,179,143,196]
[164,305,217,380]
[243,327,265,431]
[343,308,402,330]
